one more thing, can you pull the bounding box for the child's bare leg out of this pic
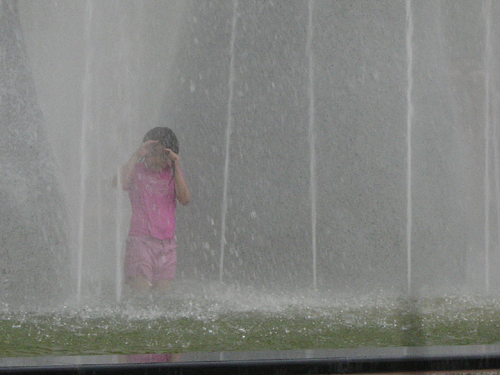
[154,279,171,292]
[130,274,152,292]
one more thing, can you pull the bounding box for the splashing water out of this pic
[307,0,317,289]
[405,0,414,295]
[219,0,239,283]
[483,0,493,294]
[77,0,94,306]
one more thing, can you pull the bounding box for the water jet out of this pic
[2,1,500,371]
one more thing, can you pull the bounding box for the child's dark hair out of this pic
[143,127,179,154]
[143,127,179,182]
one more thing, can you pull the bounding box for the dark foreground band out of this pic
[2,345,500,375]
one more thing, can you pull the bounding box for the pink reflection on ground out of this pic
[124,353,181,363]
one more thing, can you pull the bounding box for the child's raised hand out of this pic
[165,149,180,163]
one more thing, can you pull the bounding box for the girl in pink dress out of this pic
[115,127,191,293]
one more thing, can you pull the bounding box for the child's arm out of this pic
[173,162,191,206]
[167,150,191,206]
[112,140,157,189]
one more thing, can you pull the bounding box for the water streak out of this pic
[483,0,492,294]
[115,166,123,302]
[494,95,500,291]
[77,0,94,305]
[405,0,414,295]
[307,0,317,289]
[219,0,239,283]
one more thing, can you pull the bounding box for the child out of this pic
[114,127,191,293]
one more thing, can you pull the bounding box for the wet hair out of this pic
[143,127,179,154]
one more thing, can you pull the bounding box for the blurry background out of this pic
[8,0,500,303]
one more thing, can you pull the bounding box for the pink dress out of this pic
[125,162,177,240]
[123,162,181,283]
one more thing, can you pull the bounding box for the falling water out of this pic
[219,0,239,283]
[494,101,500,293]
[493,87,500,294]
[96,149,103,298]
[405,0,414,295]
[306,0,317,289]
[483,0,492,294]
[18,0,497,301]
[76,0,94,305]
[490,0,500,295]
[112,2,145,303]
[114,167,123,302]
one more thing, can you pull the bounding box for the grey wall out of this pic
[173,0,494,294]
